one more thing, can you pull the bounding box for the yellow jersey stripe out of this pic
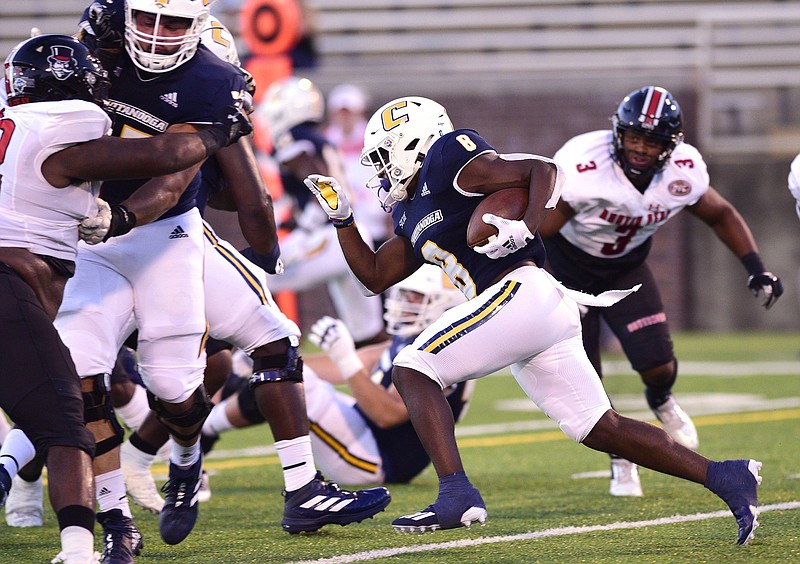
[203,224,269,305]
[309,421,379,474]
[420,280,520,354]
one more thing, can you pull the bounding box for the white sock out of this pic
[275,436,316,492]
[169,439,201,468]
[121,439,156,471]
[0,428,37,479]
[95,469,132,517]
[115,385,150,432]
[59,525,95,563]
[202,400,235,437]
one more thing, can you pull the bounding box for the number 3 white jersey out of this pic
[553,130,710,258]
[0,100,110,261]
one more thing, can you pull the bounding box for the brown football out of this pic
[466,187,529,247]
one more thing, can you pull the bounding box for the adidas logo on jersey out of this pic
[419,183,431,197]
[169,226,189,239]
[160,92,178,107]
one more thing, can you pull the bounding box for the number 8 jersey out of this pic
[553,130,709,262]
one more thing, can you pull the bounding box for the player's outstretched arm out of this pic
[689,186,783,309]
[309,316,408,428]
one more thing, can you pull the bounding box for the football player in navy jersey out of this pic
[71,1,391,544]
[0,32,248,564]
[257,76,388,346]
[47,0,253,552]
[304,95,763,545]
[538,86,783,497]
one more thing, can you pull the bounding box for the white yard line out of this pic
[289,502,800,564]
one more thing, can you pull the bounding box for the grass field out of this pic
[3,332,799,562]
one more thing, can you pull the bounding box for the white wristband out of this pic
[336,352,365,380]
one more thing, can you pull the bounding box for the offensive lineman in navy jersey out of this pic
[52,0,251,553]
[304,96,762,544]
[69,2,391,548]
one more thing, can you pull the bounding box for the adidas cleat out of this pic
[705,459,762,545]
[121,441,164,514]
[97,509,143,564]
[652,395,699,450]
[198,470,211,503]
[392,485,487,534]
[282,471,391,533]
[159,457,203,545]
[5,475,43,527]
[609,458,643,497]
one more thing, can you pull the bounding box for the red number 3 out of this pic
[576,161,597,173]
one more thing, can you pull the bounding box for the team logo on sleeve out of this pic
[47,45,77,81]
[667,179,691,196]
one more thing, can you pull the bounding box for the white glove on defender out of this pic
[303,174,352,222]
[308,316,364,379]
[79,197,112,245]
[473,213,534,260]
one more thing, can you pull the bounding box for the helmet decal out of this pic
[381,101,410,131]
[639,87,667,130]
[47,46,78,81]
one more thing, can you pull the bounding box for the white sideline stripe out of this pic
[290,502,800,564]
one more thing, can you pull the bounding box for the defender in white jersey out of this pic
[540,86,782,497]
[0,33,244,564]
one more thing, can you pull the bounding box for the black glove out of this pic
[102,204,137,242]
[199,105,254,157]
[747,272,783,309]
[240,244,284,275]
[88,0,124,50]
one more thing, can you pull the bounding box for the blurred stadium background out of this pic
[4,0,800,333]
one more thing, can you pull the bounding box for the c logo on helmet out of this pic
[381,101,409,132]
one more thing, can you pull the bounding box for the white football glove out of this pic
[79,197,112,245]
[473,213,534,260]
[308,316,364,379]
[303,174,352,222]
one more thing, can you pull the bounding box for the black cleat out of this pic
[97,508,143,564]
[282,472,391,533]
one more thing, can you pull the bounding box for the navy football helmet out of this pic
[4,34,109,107]
[611,86,684,178]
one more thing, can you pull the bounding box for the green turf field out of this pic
[3,332,799,562]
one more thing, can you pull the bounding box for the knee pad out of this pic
[248,345,304,388]
[82,374,124,457]
[147,385,213,441]
[236,384,266,424]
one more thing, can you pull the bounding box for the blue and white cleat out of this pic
[392,485,487,534]
[282,472,391,533]
[159,456,203,545]
[705,459,762,545]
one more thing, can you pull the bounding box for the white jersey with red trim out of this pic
[553,130,710,259]
[0,100,110,261]
[788,153,800,219]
